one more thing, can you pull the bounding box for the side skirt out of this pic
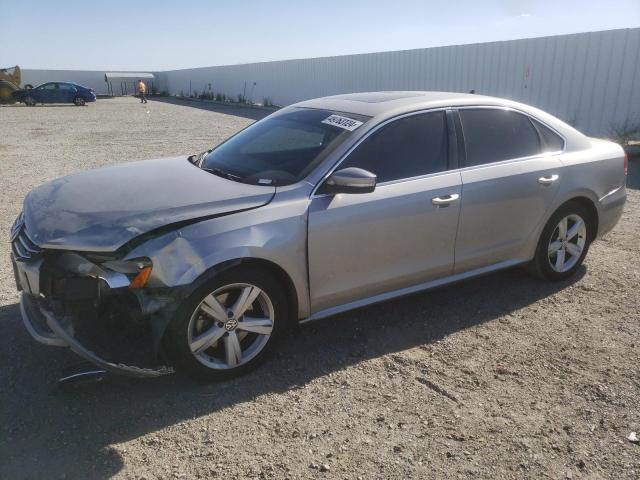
[300,259,526,324]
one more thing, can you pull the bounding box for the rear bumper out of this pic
[597,185,626,237]
[20,293,172,378]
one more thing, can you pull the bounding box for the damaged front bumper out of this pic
[20,293,172,377]
[13,251,176,378]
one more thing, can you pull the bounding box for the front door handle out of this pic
[432,193,460,206]
[538,174,559,185]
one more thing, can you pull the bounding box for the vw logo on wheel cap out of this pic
[224,318,238,331]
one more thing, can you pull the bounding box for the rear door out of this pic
[58,83,77,102]
[453,107,565,273]
[308,110,462,313]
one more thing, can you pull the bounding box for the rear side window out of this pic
[531,119,564,152]
[340,111,448,182]
[459,109,541,166]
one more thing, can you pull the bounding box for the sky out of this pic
[1,0,639,71]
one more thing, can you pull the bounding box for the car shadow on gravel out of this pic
[0,265,585,479]
[148,96,273,121]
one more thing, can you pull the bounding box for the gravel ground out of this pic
[0,97,638,480]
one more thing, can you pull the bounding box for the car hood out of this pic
[23,156,275,252]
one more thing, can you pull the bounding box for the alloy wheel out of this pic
[547,214,587,273]
[187,283,275,370]
[74,97,85,106]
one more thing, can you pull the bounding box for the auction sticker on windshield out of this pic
[321,114,363,131]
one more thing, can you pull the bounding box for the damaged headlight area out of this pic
[15,250,176,378]
[87,254,154,290]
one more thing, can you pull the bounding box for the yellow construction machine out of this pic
[0,65,23,104]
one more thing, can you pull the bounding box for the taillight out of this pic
[624,152,628,176]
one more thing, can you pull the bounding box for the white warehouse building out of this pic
[156,27,640,136]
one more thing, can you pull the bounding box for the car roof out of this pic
[292,91,590,150]
[293,91,498,117]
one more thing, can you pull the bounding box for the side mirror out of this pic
[322,167,376,194]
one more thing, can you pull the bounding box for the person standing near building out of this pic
[137,79,147,103]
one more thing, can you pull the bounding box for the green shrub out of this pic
[609,119,640,146]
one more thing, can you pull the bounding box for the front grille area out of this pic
[11,214,43,261]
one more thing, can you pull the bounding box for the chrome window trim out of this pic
[454,105,567,170]
[310,107,451,198]
[311,104,567,198]
[455,151,562,173]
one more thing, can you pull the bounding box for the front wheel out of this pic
[163,267,289,381]
[74,96,86,106]
[528,201,594,281]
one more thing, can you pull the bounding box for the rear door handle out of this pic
[538,174,559,185]
[432,193,460,206]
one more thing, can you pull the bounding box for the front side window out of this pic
[338,111,449,183]
[459,109,541,166]
[201,108,369,185]
[40,83,57,90]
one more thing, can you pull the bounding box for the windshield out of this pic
[201,108,370,186]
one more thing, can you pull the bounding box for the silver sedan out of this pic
[12,91,627,380]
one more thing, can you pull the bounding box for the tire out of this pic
[163,266,289,381]
[528,201,594,281]
[24,95,36,106]
[74,96,86,106]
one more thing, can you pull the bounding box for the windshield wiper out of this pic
[188,150,211,165]
[201,167,243,182]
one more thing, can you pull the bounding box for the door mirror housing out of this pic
[322,167,377,194]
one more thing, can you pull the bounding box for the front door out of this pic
[308,110,462,313]
[34,83,58,103]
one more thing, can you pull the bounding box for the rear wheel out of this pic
[24,95,36,106]
[164,267,289,381]
[529,201,593,281]
[74,96,86,106]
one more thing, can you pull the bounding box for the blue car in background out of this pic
[12,82,96,106]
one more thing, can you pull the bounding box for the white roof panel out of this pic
[104,72,154,81]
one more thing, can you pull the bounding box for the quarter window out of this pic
[531,119,564,152]
[459,109,541,166]
[339,111,449,183]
